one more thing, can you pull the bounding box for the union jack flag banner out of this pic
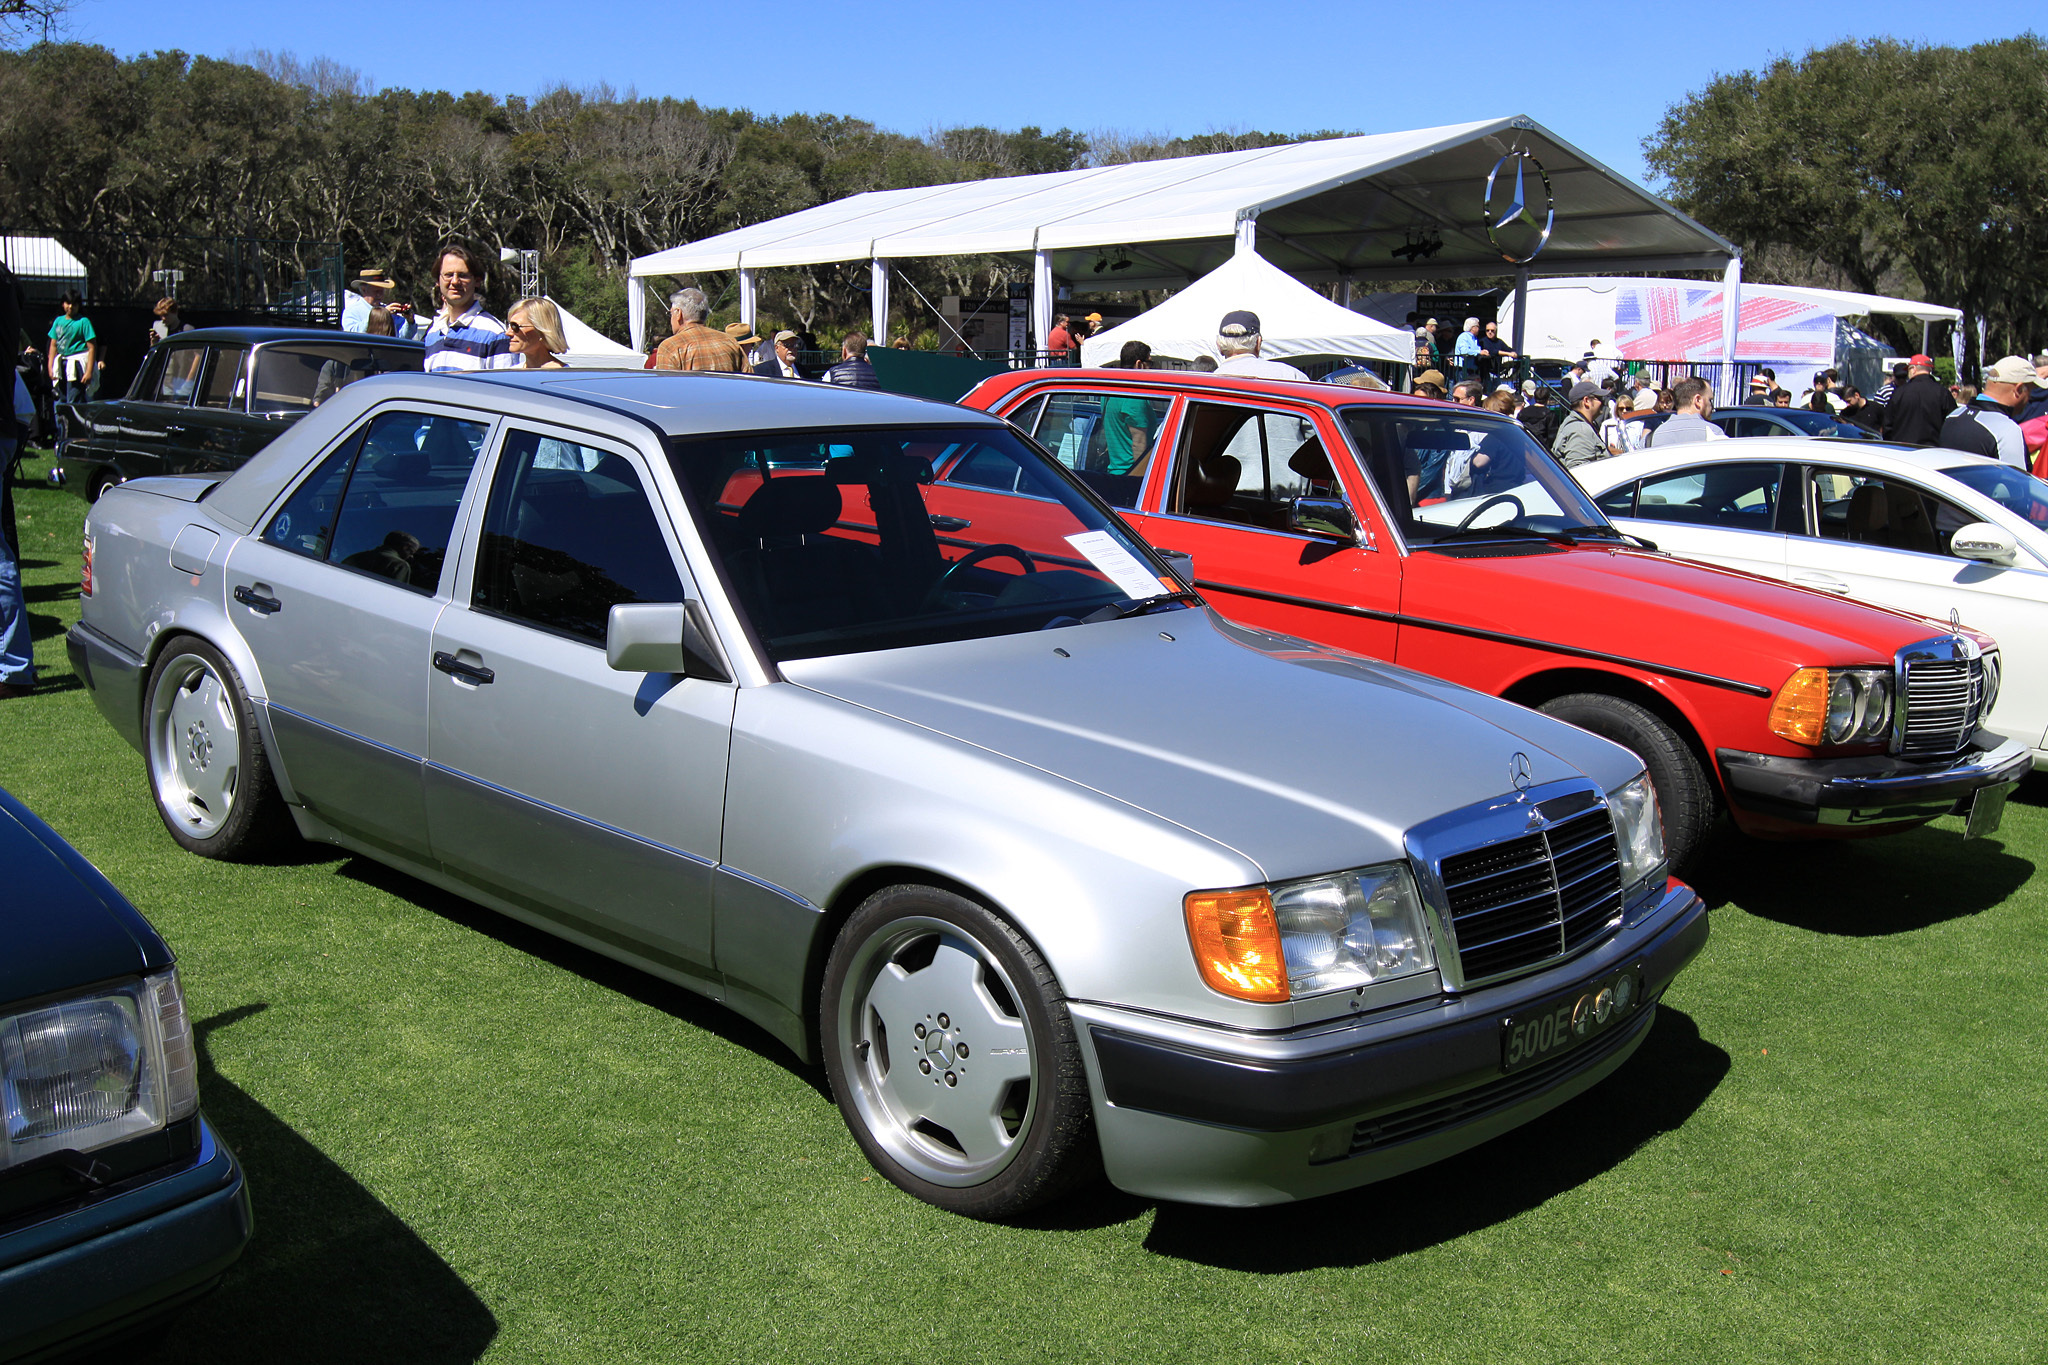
[1612,285,1836,364]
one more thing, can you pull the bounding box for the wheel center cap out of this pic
[185,722,212,771]
[924,1029,956,1067]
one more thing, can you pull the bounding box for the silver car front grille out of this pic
[1406,781,1626,991]
[1896,636,1992,757]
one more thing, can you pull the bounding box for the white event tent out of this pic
[1079,251,1410,367]
[553,300,640,368]
[629,115,1743,388]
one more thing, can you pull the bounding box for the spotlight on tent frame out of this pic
[1093,256,1109,274]
[1110,249,1132,272]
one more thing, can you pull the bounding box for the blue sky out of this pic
[62,2,2035,187]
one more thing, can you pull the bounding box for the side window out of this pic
[198,346,248,410]
[473,429,686,644]
[259,410,488,596]
[1632,463,1781,529]
[1808,467,1973,557]
[1029,390,1170,508]
[1170,404,1329,529]
[1732,417,1777,439]
[1005,394,1047,438]
[153,345,204,405]
[1595,482,1637,518]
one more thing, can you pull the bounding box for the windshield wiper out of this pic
[1083,590,1202,622]
[1423,524,1580,547]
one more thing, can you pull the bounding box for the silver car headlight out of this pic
[1608,774,1667,902]
[1186,863,1438,1002]
[0,969,198,1172]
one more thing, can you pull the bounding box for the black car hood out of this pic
[0,788,170,1006]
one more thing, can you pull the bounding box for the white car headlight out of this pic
[1608,774,1667,901]
[1271,862,1437,996]
[0,969,198,1171]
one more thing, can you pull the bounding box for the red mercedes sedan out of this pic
[961,369,2028,872]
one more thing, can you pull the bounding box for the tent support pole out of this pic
[738,268,757,331]
[628,272,647,355]
[1234,217,1259,256]
[1033,250,1054,363]
[1510,267,1529,383]
[1718,257,1743,404]
[870,259,889,347]
[1336,272,1353,308]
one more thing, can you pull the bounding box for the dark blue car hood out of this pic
[0,789,169,1006]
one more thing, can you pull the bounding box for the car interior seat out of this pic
[727,476,887,638]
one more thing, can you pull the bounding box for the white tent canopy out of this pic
[627,115,1738,356]
[1496,276,1962,367]
[1079,251,1411,367]
[553,299,640,369]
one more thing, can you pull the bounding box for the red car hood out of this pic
[1402,544,1963,686]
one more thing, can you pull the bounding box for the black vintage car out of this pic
[58,327,424,500]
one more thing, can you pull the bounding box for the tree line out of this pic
[0,42,1331,345]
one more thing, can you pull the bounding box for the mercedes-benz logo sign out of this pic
[1484,151,1554,265]
[1510,751,1534,793]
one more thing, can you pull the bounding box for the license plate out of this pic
[1500,970,1641,1074]
[1965,782,2016,839]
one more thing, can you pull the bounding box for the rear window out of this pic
[250,344,423,414]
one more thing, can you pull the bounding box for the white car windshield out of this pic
[667,426,1190,662]
[1338,407,1624,547]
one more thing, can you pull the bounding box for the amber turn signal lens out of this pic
[1768,666,1830,746]
[1184,888,1288,1002]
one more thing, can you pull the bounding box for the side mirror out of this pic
[1289,497,1356,541]
[606,601,733,682]
[1155,547,1195,588]
[1950,521,2018,565]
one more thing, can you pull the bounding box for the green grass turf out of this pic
[5,448,2045,1364]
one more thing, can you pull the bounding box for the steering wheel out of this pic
[926,543,1037,607]
[1456,493,1525,530]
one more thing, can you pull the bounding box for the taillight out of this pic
[80,531,92,598]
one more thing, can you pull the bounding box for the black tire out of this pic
[88,468,125,502]
[1537,692,1716,876]
[143,638,293,859]
[821,884,1099,1219]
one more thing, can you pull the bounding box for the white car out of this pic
[1574,439,2048,768]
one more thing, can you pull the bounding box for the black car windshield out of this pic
[1757,406,1873,439]
[1337,407,1621,547]
[668,426,1188,662]
[1939,462,2048,529]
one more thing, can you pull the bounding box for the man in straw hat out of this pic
[342,266,416,339]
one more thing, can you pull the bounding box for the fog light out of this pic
[1306,1125,1352,1164]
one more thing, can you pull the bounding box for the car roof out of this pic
[1572,437,1998,492]
[450,368,1007,437]
[984,366,1459,411]
[156,325,423,350]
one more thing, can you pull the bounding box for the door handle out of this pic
[929,514,972,532]
[433,651,495,685]
[232,584,281,614]
[1792,574,1850,594]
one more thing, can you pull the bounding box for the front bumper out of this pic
[1717,731,2031,827]
[1074,880,1707,1206]
[66,622,148,755]
[0,1116,251,1363]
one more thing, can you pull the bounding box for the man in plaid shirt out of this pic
[654,288,748,373]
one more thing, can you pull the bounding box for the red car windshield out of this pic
[667,426,1188,662]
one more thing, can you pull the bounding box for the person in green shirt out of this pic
[1101,341,1160,478]
[46,290,97,463]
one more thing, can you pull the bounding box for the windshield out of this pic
[669,426,1188,662]
[1337,407,1621,547]
[1940,463,2048,529]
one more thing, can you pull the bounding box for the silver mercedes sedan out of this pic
[68,370,1706,1216]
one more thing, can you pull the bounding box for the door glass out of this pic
[198,346,249,409]
[1594,483,1637,517]
[474,430,686,644]
[1633,463,1781,529]
[1807,468,1966,555]
[1021,390,1169,508]
[1732,417,1776,438]
[1006,394,1047,438]
[263,438,361,561]
[153,345,204,405]
[1169,404,1328,529]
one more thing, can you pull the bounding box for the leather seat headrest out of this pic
[738,477,843,540]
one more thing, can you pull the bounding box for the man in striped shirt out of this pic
[421,243,516,373]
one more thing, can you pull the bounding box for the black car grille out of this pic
[1346,996,1653,1156]
[1901,655,1986,756]
[1436,807,1624,984]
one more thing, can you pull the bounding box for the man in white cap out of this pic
[1214,310,1309,380]
[1938,356,2033,468]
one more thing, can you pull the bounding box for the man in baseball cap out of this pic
[1938,356,2033,468]
[1881,353,1956,445]
[1550,381,1611,468]
[1213,310,1310,381]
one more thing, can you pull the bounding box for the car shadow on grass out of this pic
[331,855,833,1103]
[1139,1005,1728,1271]
[1682,820,2034,935]
[133,1004,498,1364]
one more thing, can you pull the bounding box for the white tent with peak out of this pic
[554,301,640,368]
[1079,251,1411,368]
